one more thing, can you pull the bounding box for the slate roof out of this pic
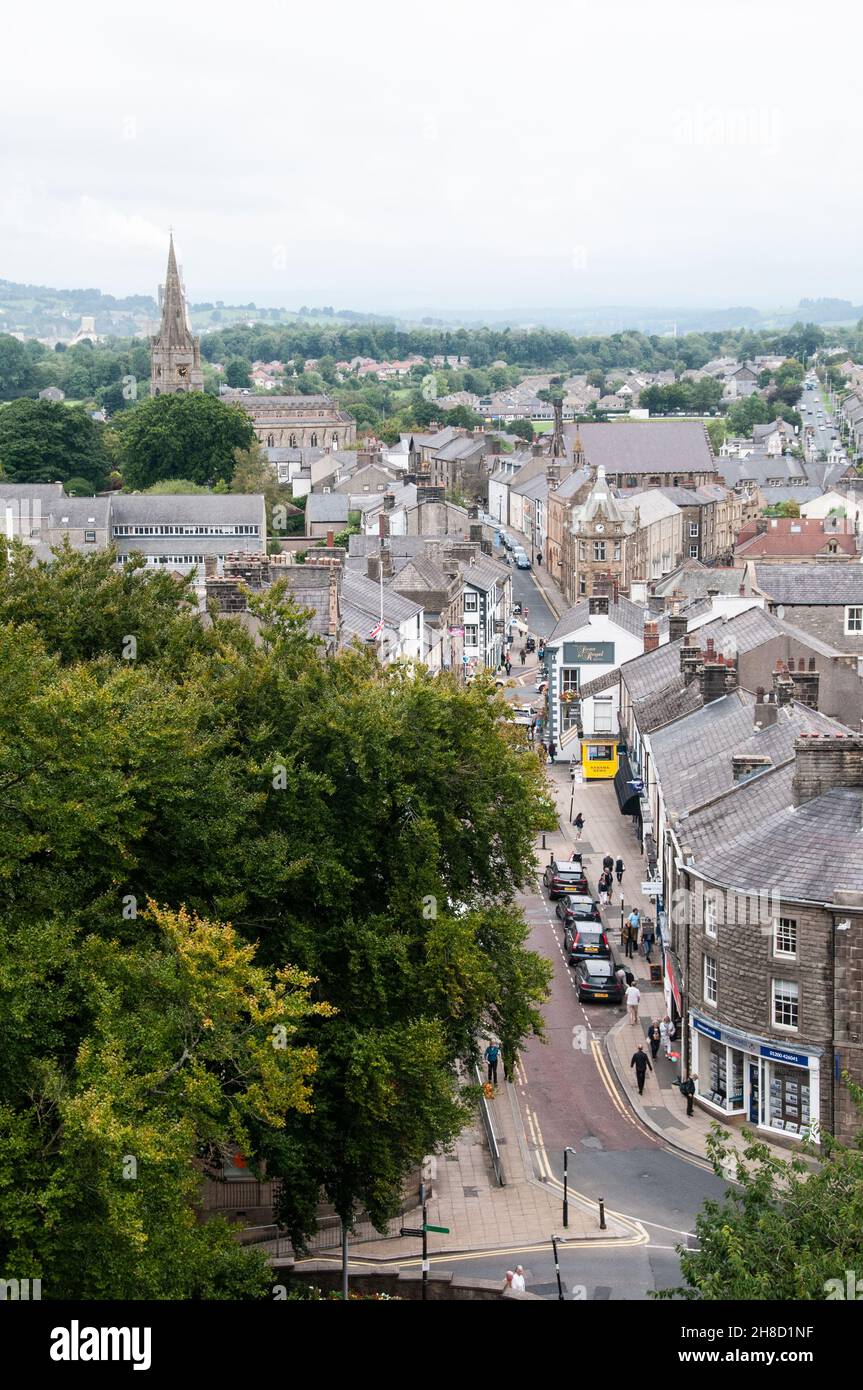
[653,563,747,600]
[460,557,509,592]
[621,606,785,733]
[648,690,845,817]
[341,570,423,624]
[751,563,863,605]
[548,594,647,643]
[305,493,350,524]
[693,785,863,899]
[563,420,715,475]
[112,495,265,525]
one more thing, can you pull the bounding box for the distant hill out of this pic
[1,275,861,343]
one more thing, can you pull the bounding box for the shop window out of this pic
[773,916,797,959]
[561,668,580,731]
[772,978,799,1030]
[707,1039,727,1106]
[768,1063,809,1134]
[704,953,718,1005]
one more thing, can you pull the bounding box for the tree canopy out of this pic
[118,392,255,489]
[0,397,109,488]
[0,543,553,1289]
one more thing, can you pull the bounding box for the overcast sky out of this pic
[2,0,860,315]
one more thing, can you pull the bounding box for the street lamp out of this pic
[551,1234,566,1300]
[562,1147,576,1229]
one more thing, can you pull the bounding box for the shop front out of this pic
[689,1012,821,1142]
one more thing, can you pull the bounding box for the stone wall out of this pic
[270,1262,543,1300]
[773,603,863,656]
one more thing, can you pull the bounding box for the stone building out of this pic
[676,733,863,1145]
[150,235,204,396]
[221,392,357,451]
[747,563,863,656]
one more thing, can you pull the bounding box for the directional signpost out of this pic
[400,1186,450,1300]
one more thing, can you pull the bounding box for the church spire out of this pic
[150,234,203,395]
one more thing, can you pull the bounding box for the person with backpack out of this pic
[484,1042,500,1085]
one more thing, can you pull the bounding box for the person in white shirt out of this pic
[512,1266,526,1292]
[660,1015,675,1057]
[625,982,641,1025]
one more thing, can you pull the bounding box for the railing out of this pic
[474,1064,506,1187]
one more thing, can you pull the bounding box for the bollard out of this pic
[599,1198,607,1231]
[542,834,546,849]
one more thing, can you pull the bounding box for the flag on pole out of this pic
[369,620,384,640]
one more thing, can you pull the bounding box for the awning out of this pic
[614,750,641,816]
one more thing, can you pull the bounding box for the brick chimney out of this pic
[367,554,381,582]
[383,491,396,511]
[680,638,703,685]
[732,753,773,783]
[643,619,660,652]
[326,530,335,548]
[379,543,394,579]
[698,643,734,703]
[773,659,795,707]
[668,612,688,642]
[754,686,778,728]
[792,733,863,806]
[378,513,390,538]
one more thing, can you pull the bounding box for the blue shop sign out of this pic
[760,1043,809,1068]
[693,1018,721,1041]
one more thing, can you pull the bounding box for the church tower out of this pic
[150,234,204,396]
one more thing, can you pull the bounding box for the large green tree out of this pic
[0,334,36,397]
[0,549,554,1281]
[119,391,254,489]
[0,398,109,487]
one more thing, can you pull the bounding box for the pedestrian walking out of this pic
[642,921,655,962]
[680,1073,698,1117]
[626,907,640,958]
[484,1041,500,1085]
[548,740,557,761]
[625,981,641,1026]
[519,647,526,665]
[615,857,625,885]
[621,919,632,955]
[648,1021,661,1061]
[573,812,585,838]
[512,1265,526,1292]
[660,1015,675,1058]
[598,877,609,907]
[505,658,512,676]
[630,1043,652,1095]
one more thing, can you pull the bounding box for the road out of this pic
[505,853,727,1296]
[798,377,841,460]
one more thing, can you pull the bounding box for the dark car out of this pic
[555,893,601,925]
[543,859,590,899]
[572,957,624,1004]
[566,924,613,964]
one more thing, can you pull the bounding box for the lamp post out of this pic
[562,1146,576,1229]
[551,1234,565,1300]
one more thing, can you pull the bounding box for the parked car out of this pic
[572,957,624,1004]
[566,924,613,965]
[515,552,531,570]
[543,858,589,899]
[555,893,601,925]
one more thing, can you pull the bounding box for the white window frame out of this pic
[463,592,478,613]
[463,624,479,648]
[704,895,717,939]
[689,521,699,537]
[772,978,799,1031]
[845,605,863,634]
[689,544,699,558]
[593,540,606,562]
[703,953,718,1006]
[773,916,798,959]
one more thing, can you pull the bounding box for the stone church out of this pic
[149,236,204,395]
[218,392,357,450]
[149,236,356,447]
